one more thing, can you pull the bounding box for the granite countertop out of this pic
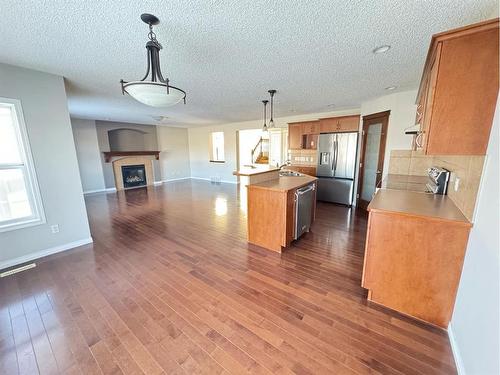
[247,174,317,192]
[233,166,280,176]
[368,189,471,225]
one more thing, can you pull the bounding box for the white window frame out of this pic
[0,97,45,232]
[210,131,225,162]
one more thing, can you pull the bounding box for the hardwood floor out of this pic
[0,180,457,374]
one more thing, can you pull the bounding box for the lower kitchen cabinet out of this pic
[287,165,317,176]
[361,190,472,328]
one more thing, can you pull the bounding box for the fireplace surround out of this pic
[110,156,155,190]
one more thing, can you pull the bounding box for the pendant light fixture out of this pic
[262,100,269,132]
[268,89,276,128]
[120,13,186,107]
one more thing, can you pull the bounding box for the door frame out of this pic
[356,110,390,209]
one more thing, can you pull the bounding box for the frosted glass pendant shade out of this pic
[123,82,185,107]
[120,14,187,107]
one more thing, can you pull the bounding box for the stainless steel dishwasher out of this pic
[294,183,315,240]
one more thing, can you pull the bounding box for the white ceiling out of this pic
[0,0,496,127]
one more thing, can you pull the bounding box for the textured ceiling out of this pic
[0,0,497,127]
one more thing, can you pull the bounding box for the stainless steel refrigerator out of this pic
[316,132,358,205]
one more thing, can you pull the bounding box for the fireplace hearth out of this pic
[121,164,147,189]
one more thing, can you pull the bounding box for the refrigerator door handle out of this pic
[331,138,337,171]
[334,139,339,173]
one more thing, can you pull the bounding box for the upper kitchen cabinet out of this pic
[288,123,304,149]
[301,121,320,134]
[288,121,320,149]
[416,18,499,155]
[319,115,360,133]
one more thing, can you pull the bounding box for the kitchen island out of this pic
[233,166,280,185]
[247,173,317,253]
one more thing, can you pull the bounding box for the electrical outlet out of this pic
[454,177,461,192]
[51,224,59,234]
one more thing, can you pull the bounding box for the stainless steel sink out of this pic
[279,171,302,177]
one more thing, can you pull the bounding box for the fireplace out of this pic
[121,164,147,189]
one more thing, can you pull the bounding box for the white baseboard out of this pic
[161,177,191,183]
[0,237,93,271]
[190,176,239,184]
[83,187,116,195]
[154,181,162,185]
[448,323,466,375]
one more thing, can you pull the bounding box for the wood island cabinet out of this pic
[247,177,317,252]
[416,18,499,155]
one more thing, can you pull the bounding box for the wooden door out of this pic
[357,111,390,209]
[288,124,303,149]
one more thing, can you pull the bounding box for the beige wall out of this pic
[71,118,106,193]
[0,63,91,268]
[388,150,485,221]
[156,126,191,181]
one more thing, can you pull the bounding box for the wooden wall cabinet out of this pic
[303,134,318,149]
[319,115,360,133]
[301,121,320,134]
[416,19,499,155]
[288,116,359,150]
[288,123,303,150]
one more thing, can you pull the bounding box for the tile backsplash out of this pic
[388,150,485,221]
[288,149,317,166]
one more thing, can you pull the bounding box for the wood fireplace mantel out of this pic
[103,151,160,163]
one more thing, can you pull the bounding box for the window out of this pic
[210,131,225,162]
[0,98,45,232]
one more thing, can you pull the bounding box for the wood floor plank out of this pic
[0,180,457,374]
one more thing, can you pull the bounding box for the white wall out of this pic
[156,126,191,181]
[0,63,91,268]
[238,129,263,168]
[450,97,499,375]
[360,89,418,177]
[187,108,360,183]
[71,118,106,193]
